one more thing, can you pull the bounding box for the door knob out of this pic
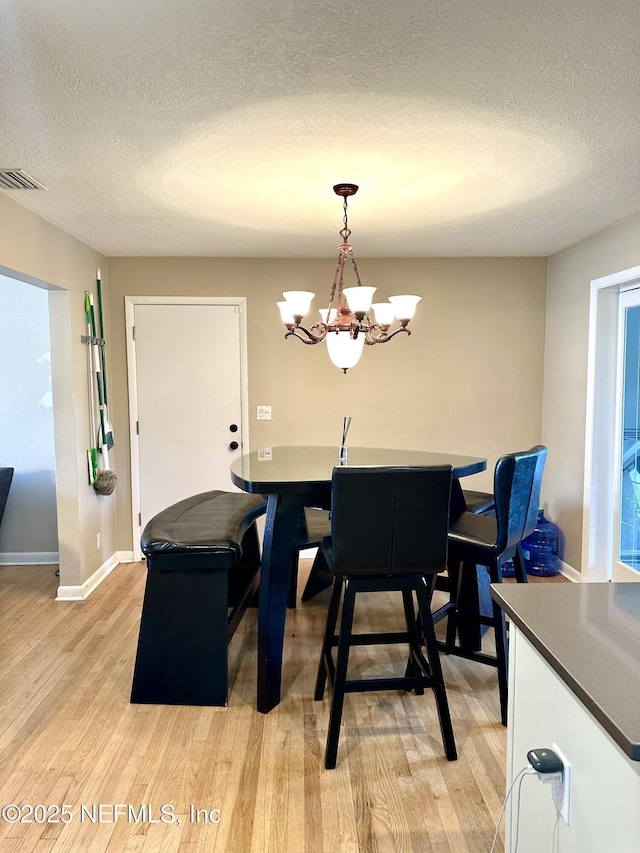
[229,424,238,432]
[229,441,239,451]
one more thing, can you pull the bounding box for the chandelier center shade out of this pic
[277,184,421,372]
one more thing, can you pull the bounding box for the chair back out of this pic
[329,465,453,577]
[493,445,548,554]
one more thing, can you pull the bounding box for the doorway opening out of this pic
[0,271,59,571]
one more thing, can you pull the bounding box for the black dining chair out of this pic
[435,485,496,616]
[433,445,548,726]
[314,465,457,769]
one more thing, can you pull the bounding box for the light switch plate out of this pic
[257,405,271,420]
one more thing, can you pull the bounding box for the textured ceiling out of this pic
[1,0,640,257]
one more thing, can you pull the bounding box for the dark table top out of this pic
[230,445,487,497]
[491,582,640,761]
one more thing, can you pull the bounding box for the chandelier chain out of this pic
[340,195,351,242]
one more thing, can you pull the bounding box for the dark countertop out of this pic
[491,582,640,761]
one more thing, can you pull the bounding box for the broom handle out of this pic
[89,295,109,454]
[96,269,109,407]
[85,292,98,483]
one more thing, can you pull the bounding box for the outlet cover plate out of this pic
[551,742,571,824]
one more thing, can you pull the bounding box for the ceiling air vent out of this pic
[0,169,46,190]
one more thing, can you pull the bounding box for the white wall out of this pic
[0,274,58,562]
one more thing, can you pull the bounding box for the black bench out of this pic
[130,489,267,707]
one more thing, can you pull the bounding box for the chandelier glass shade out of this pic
[277,184,421,372]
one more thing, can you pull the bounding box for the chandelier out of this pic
[276,183,421,372]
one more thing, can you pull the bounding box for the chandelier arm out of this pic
[365,326,412,345]
[284,324,327,344]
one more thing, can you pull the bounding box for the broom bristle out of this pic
[94,469,117,496]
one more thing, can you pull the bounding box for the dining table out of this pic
[230,444,487,713]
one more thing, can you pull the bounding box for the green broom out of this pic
[96,269,114,449]
[88,290,117,495]
[85,291,98,485]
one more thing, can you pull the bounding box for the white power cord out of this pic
[489,766,536,853]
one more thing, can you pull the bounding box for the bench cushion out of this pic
[141,490,267,560]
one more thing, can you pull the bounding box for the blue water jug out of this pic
[501,559,515,577]
[501,509,561,577]
[521,509,561,576]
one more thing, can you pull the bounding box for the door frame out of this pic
[584,265,640,581]
[125,295,250,561]
[612,287,640,581]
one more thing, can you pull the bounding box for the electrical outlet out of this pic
[96,532,101,550]
[551,742,571,824]
[257,405,271,421]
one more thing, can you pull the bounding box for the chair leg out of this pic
[489,562,509,726]
[513,545,529,584]
[456,560,486,652]
[324,580,357,769]
[287,549,299,609]
[415,577,457,761]
[402,589,424,695]
[443,560,462,650]
[492,597,509,726]
[314,576,342,702]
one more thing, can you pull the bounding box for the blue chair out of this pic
[434,446,547,725]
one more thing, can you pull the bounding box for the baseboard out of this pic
[116,550,135,563]
[0,551,59,566]
[559,560,581,583]
[56,552,120,601]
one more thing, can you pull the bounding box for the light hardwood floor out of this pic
[0,561,566,853]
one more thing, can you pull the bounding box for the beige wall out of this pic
[545,213,640,572]
[109,256,547,551]
[0,192,113,587]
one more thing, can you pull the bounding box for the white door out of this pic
[127,299,248,558]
